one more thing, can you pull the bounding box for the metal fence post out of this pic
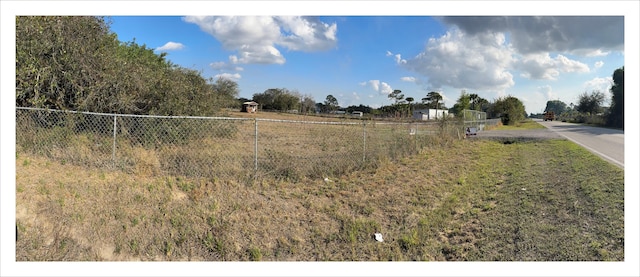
[362,121,367,163]
[112,115,117,163]
[254,118,258,174]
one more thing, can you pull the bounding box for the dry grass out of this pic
[15,111,622,262]
[15,135,624,261]
[17,109,446,181]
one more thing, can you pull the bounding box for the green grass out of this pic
[15,137,624,261]
[494,119,546,130]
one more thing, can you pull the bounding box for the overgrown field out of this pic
[15,136,624,261]
[16,108,456,181]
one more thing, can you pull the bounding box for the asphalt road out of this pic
[535,119,624,168]
[471,119,624,168]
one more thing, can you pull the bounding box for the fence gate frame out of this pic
[462,109,487,136]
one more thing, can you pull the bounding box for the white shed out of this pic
[413,109,449,120]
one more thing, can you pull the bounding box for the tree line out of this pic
[539,67,623,129]
[373,89,525,125]
[245,86,527,125]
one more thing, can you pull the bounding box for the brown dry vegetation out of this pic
[15,123,624,261]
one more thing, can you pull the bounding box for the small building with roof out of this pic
[241,101,259,113]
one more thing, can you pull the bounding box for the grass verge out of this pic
[492,119,546,130]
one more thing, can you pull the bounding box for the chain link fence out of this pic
[16,107,464,181]
[463,109,498,135]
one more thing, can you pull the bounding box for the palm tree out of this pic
[405,97,414,117]
[425,91,443,110]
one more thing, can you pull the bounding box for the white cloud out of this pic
[594,61,604,69]
[215,73,242,82]
[209,61,244,71]
[403,29,515,91]
[537,85,556,101]
[275,16,338,52]
[400,76,416,83]
[583,77,612,93]
[399,18,616,98]
[155,41,185,51]
[573,49,610,57]
[555,54,590,73]
[183,16,337,65]
[361,80,393,95]
[379,82,393,95]
[351,92,360,101]
[516,53,589,80]
[230,45,286,64]
[184,16,280,49]
[386,50,406,64]
[366,80,380,90]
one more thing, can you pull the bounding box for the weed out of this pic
[399,229,419,250]
[248,247,263,261]
[339,218,380,244]
[128,239,139,255]
[133,194,144,203]
[36,184,50,195]
[177,180,195,192]
[114,242,122,254]
[203,232,226,259]
[72,213,84,223]
[169,216,183,228]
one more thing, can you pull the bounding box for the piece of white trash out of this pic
[374,233,384,242]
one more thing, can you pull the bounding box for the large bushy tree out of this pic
[324,94,339,111]
[607,67,624,128]
[252,88,300,111]
[345,104,373,114]
[544,100,568,114]
[451,90,471,117]
[300,95,316,114]
[211,77,240,109]
[492,95,526,125]
[576,90,605,115]
[16,16,234,116]
[16,16,116,111]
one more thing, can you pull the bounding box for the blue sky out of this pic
[108,15,624,114]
